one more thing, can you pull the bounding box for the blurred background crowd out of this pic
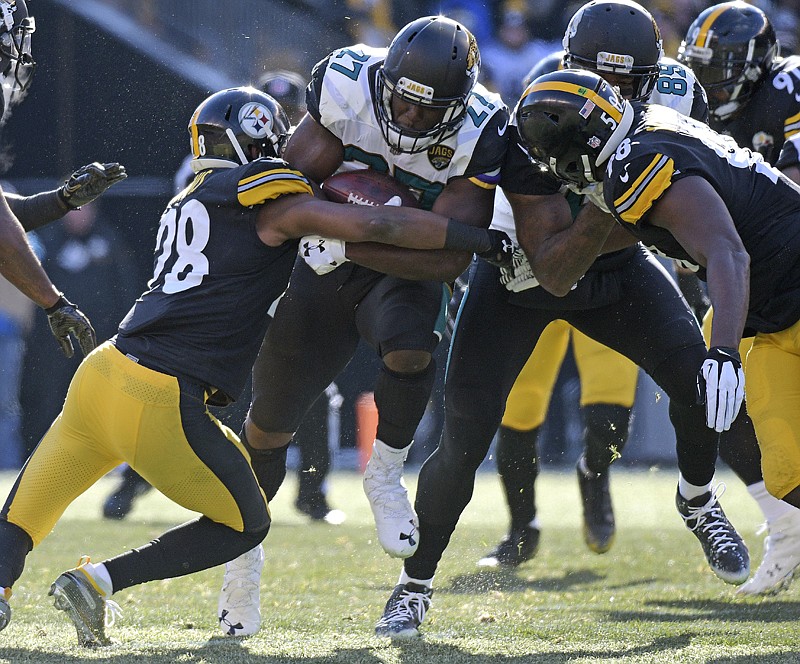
[3,0,800,477]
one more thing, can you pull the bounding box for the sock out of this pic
[81,561,113,597]
[399,569,433,589]
[527,517,541,530]
[678,475,712,501]
[748,481,796,523]
[372,438,411,462]
[2,587,10,601]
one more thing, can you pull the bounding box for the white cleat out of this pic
[737,510,800,596]
[218,544,265,636]
[363,441,418,558]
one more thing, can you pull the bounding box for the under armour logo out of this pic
[400,522,417,547]
[501,238,514,252]
[302,239,326,256]
[219,609,244,636]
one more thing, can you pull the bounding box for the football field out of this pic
[0,467,798,663]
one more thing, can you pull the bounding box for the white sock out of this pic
[373,439,411,463]
[678,475,712,501]
[398,569,433,589]
[84,562,114,597]
[747,481,796,523]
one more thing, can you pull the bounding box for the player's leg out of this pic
[702,307,800,595]
[246,258,360,502]
[376,260,549,638]
[478,320,569,568]
[569,248,749,585]
[742,321,800,594]
[356,274,445,558]
[102,465,153,520]
[572,329,638,554]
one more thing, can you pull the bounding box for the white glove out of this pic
[299,236,349,275]
[568,181,611,214]
[697,346,745,432]
[499,247,540,292]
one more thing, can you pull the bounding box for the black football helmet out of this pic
[375,15,480,154]
[677,2,777,122]
[516,69,633,188]
[523,50,565,89]
[188,87,290,173]
[563,0,663,101]
[0,0,35,121]
[256,69,307,124]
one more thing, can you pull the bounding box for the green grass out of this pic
[0,467,798,663]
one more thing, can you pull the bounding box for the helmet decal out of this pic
[465,32,480,77]
[239,102,273,139]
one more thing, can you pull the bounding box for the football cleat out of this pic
[218,544,264,636]
[363,441,418,558]
[375,582,432,639]
[49,557,120,647]
[676,485,750,585]
[477,526,540,568]
[577,457,615,554]
[737,509,800,596]
[0,588,10,632]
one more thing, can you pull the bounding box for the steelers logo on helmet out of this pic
[239,102,272,139]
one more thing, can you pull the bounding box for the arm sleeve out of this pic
[5,189,70,232]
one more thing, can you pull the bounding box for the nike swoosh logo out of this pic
[619,163,631,183]
[497,119,508,136]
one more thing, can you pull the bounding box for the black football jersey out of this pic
[604,104,800,335]
[712,56,800,170]
[117,158,312,401]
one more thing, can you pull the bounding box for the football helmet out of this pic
[188,87,291,173]
[523,50,565,89]
[516,69,633,188]
[677,1,777,122]
[375,15,480,154]
[256,69,307,124]
[0,0,35,121]
[563,0,663,101]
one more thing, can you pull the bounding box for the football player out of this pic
[215,15,509,636]
[0,85,511,645]
[677,1,800,595]
[374,3,753,640]
[481,0,710,568]
[517,70,800,554]
[0,0,95,359]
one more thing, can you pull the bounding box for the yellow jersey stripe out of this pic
[528,80,623,123]
[785,111,800,138]
[237,170,313,207]
[614,155,675,224]
[696,5,730,48]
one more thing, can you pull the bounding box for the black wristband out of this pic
[443,219,491,253]
[44,294,70,314]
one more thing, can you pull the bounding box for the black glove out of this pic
[477,229,515,269]
[45,295,97,358]
[696,346,745,432]
[59,162,127,209]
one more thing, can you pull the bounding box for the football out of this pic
[321,169,419,208]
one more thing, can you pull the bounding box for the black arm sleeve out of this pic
[5,190,69,231]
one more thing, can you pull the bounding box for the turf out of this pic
[0,467,798,663]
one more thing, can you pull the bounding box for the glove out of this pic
[476,229,515,269]
[696,346,745,432]
[45,295,97,358]
[299,235,349,275]
[59,162,127,209]
[499,246,541,292]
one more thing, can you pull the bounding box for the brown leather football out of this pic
[321,169,419,208]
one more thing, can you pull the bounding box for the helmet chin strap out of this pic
[226,128,250,165]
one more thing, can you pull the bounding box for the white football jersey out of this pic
[310,44,508,210]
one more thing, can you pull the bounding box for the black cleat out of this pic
[577,457,615,554]
[375,582,432,639]
[102,468,152,520]
[477,525,540,568]
[676,485,750,585]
